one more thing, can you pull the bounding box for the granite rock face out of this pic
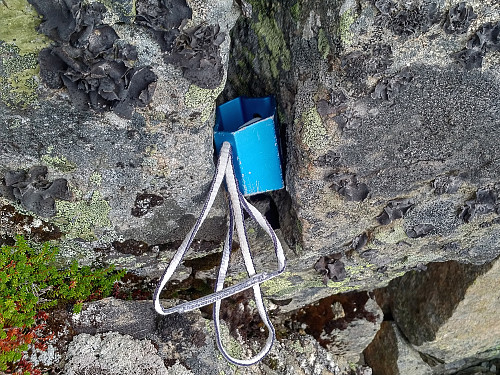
[371,257,500,374]
[224,0,500,312]
[62,297,367,375]
[63,332,169,375]
[0,0,239,268]
[2,0,500,373]
[364,321,433,375]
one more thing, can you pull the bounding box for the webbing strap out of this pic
[153,141,286,366]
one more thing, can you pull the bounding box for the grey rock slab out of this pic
[62,332,169,375]
[383,256,500,373]
[364,321,433,375]
[69,297,358,374]
[223,0,500,311]
[0,0,239,267]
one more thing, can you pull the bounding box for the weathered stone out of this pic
[380,256,500,373]
[0,0,238,268]
[290,291,383,362]
[67,297,361,374]
[63,332,169,375]
[223,0,500,314]
[364,321,433,375]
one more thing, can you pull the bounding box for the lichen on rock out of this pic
[28,0,157,118]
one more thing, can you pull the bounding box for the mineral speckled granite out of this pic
[1,0,500,373]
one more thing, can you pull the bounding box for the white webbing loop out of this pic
[153,141,286,366]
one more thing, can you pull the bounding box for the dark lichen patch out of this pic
[131,193,164,217]
[153,238,221,254]
[0,204,62,241]
[135,0,192,52]
[340,44,393,95]
[314,253,346,284]
[372,1,440,37]
[452,21,500,69]
[405,223,436,238]
[112,272,156,300]
[291,292,378,348]
[314,150,341,167]
[166,24,226,89]
[459,187,499,223]
[183,251,228,273]
[112,239,149,255]
[0,166,71,217]
[371,67,413,103]
[352,232,368,251]
[329,173,369,202]
[376,199,413,225]
[29,0,157,118]
[443,2,476,34]
[218,289,269,343]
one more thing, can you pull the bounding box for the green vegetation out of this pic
[317,28,330,59]
[290,1,301,22]
[0,236,125,374]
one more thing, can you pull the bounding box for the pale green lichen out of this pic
[253,12,291,79]
[290,1,301,22]
[54,189,112,241]
[184,82,225,123]
[317,28,330,59]
[0,43,40,107]
[41,147,78,172]
[0,0,49,55]
[372,223,408,245]
[338,8,356,47]
[89,172,102,186]
[299,106,328,150]
[0,0,50,107]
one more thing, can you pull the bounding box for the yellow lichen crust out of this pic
[41,146,78,172]
[0,43,40,107]
[184,82,225,123]
[0,0,49,55]
[338,8,356,47]
[299,106,328,151]
[54,190,112,241]
[0,0,50,107]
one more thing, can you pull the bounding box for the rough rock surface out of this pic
[1,0,238,268]
[223,0,500,311]
[63,297,369,375]
[364,321,433,375]
[63,332,169,375]
[2,0,500,373]
[373,256,500,374]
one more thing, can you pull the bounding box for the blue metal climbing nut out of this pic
[214,96,284,196]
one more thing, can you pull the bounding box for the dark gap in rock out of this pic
[290,291,378,348]
[215,1,300,252]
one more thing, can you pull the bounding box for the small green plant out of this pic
[0,236,125,374]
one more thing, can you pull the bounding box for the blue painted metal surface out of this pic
[214,96,284,196]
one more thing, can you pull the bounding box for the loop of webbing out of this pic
[153,141,286,366]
